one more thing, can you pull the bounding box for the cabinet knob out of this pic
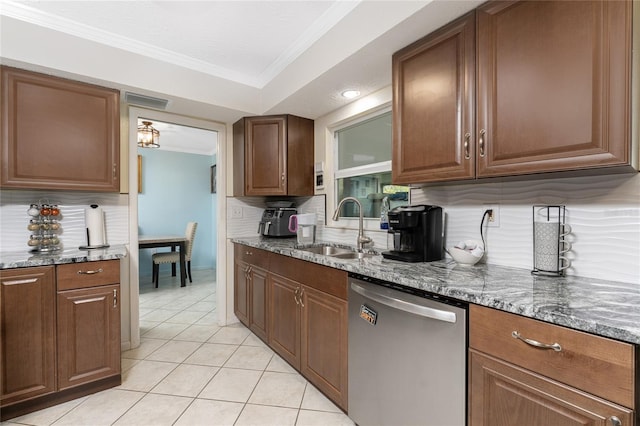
[479,129,486,157]
[464,133,471,160]
[609,416,622,426]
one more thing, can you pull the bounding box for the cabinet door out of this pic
[248,266,268,342]
[300,285,348,411]
[0,267,56,406]
[476,0,631,177]
[234,260,249,326]
[1,67,120,192]
[392,12,475,184]
[57,285,120,390]
[469,350,633,426]
[268,274,300,369]
[245,116,287,196]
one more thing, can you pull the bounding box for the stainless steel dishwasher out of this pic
[348,274,467,426]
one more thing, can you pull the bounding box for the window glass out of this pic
[334,110,409,220]
[337,111,392,170]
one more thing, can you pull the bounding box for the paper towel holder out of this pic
[79,204,110,250]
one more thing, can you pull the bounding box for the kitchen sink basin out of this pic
[330,252,376,260]
[300,245,353,256]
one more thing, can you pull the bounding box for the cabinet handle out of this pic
[609,416,622,426]
[77,268,103,275]
[299,288,305,308]
[113,289,118,308]
[294,287,300,305]
[113,163,118,180]
[281,173,285,183]
[478,129,486,157]
[3,278,38,285]
[245,251,252,256]
[464,133,471,160]
[512,331,562,352]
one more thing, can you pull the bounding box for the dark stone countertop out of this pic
[233,236,640,345]
[0,245,128,269]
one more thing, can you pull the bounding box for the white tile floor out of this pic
[4,270,354,426]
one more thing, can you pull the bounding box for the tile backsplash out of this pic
[0,190,129,252]
[410,173,640,284]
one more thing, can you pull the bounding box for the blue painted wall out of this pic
[138,148,217,278]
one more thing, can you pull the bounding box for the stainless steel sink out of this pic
[330,252,376,260]
[299,245,353,256]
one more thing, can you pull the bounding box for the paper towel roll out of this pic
[85,204,106,247]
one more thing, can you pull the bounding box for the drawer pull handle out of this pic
[512,331,561,352]
[77,268,103,275]
[463,133,471,160]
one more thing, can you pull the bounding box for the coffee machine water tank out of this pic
[382,205,444,262]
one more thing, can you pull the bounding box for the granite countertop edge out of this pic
[233,237,640,345]
[0,245,128,269]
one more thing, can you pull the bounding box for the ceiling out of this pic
[1,0,483,123]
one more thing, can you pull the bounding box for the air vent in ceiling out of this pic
[124,92,169,110]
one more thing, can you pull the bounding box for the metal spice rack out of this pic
[27,200,62,253]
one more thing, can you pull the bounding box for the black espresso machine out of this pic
[381,205,444,262]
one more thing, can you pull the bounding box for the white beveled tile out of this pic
[151,364,218,397]
[194,312,219,326]
[174,399,243,426]
[112,393,192,426]
[162,298,197,310]
[165,310,207,325]
[266,354,297,374]
[173,324,221,342]
[188,301,217,312]
[145,340,201,363]
[121,338,168,360]
[121,358,140,372]
[119,360,178,392]
[301,384,341,413]
[142,322,190,339]
[10,395,89,426]
[198,368,262,403]
[248,371,307,408]
[224,345,273,370]
[139,320,160,335]
[183,343,238,367]
[52,389,144,426]
[208,326,251,344]
[242,333,269,348]
[296,410,355,426]
[235,404,298,426]
[141,308,180,322]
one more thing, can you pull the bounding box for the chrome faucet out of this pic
[332,197,372,251]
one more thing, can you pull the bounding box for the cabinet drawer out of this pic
[234,244,269,269]
[57,260,120,291]
[469,305,635,408]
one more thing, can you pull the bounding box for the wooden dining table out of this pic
[138,235,187,287]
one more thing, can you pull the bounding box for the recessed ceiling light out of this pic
[341,90,360,99]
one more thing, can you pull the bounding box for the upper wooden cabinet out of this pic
[1,66,120,192]
[233,115,314,196]
[393,0,633,184]
[393,12,476,184]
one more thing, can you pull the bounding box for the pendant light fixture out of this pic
[137,121,160,148]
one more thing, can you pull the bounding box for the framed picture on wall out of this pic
[211,165,217,193]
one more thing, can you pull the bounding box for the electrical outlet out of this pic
[484,204,500,227]
[231,206,243,218]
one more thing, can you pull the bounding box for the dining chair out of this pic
[152,222,197,287]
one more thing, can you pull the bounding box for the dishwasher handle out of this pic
[350,281,457,323]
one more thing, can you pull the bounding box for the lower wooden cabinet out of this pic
[470,350,633,426]
[469,304,636,425]
[0,260,121,421]
[0,266,56,406]
[234,243,349,411]
[57,284,120,390]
